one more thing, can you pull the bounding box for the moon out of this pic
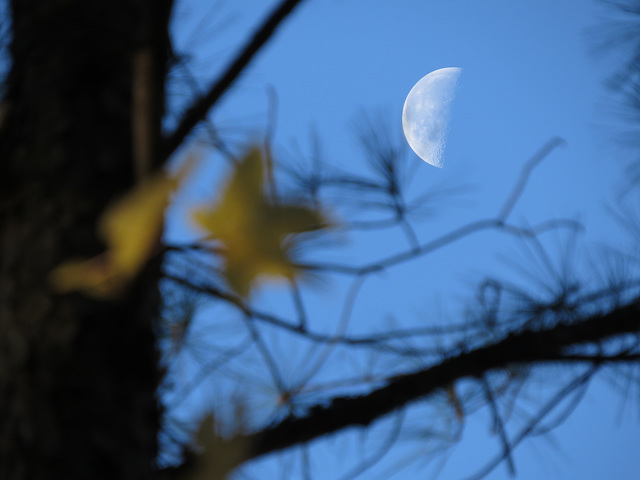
[402,67,462,168]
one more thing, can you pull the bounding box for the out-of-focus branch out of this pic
[481,376,515,476]
[163,0,306,158]
[239,298,640,460]
[303,218,581,276]
[465,366,598,480]
[497,137,566,222]
[300,137,576,277]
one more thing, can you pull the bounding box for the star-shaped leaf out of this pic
[193,147,328,297]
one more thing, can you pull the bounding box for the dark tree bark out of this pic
[0,1,172,478]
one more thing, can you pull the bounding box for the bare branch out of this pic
[336,411,405,480]
[481,376,515,477]
[239,298,640,460]
[465,366,598,480]
[303,218,581,276]
[497,137,566,222]
[163,0,306,158]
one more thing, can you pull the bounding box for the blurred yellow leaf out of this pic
[50,158,196,298]
[193,147,328,297]
[184,415,252,480]
[49,254,124,299]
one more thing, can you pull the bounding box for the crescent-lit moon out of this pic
[402,67,462,168]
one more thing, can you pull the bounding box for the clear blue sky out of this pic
[166,1,640,478]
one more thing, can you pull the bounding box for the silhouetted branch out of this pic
[303,218,581,276]
[481,376,515,477]
[465,366,598,480]
[243,311,287,393]
[239,298,640,460]
[336,411,405,480]
[164,0,306,158]
[497,137,566,222]
[167,339,253,410]
[163,271,483,345]
[289,279,307,330]
[160,126,636,477]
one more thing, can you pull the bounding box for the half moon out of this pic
[402,67,462,168]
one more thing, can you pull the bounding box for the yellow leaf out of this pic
[184,415,252,480]
[186,415,251,480]
[101,164,183,276]
[193,147,328,297]
[50,157,196,298]
[48,254,125,299]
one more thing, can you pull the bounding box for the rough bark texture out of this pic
[0,1,172,478]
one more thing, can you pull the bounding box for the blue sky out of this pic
[166,1,640,478]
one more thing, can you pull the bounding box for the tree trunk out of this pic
[0,1,172,478]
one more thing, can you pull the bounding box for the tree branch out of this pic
[481,376,515,477]
[163,0,306,158]
[240,298,640,460]
[464,366,597,480]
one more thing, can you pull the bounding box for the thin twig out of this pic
[163,271,483,344]
[302,218,581,276]
[336,410,405,480]
[298,275,366,386]
[498,137,566,222]
[167,339,253,409]
[289,278,308,330]
[243,312,286,392]
[465,366,598,480]
[481,376,516,476]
